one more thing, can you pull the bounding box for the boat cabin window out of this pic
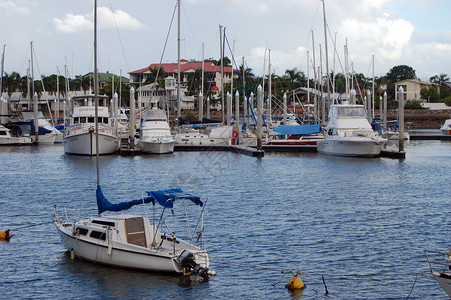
[75,227,89,235]
[80,117,86,123]
[90,230,106,240]
[74,117,79,124]
[337,107,367,118]
[88,117,95,123]
[0,131,6,136]
[102,117,109,124]
[92,219,115,227]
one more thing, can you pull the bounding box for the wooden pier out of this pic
[174,144,264,157]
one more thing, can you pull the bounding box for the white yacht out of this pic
[63,95,118,155]
[138,108,175,154]
[0,124,32,145]
[317,103,387,157]
[440,119,451,136]
[175,125,233,146]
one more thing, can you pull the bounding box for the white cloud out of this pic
[53,7,144,33]
[0,0,30,15]
[377,17,414,60]
[97,7,144,30]
[53,13,92,33]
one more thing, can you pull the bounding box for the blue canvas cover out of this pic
[97,186,154,215]
[96,186,203,214]
[273,124,321,135]
[147,188,203,209]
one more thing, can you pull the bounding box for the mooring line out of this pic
[9,221,51,231]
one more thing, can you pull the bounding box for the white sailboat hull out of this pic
[0,137,32,145]
[317,138,385,157]
[54,218,209,274]
[139,139,175,154]
[31,133,57,145]
[175,136,230,146]
[55,225,180,273]
[64,131,117,155]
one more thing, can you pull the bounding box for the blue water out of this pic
[0,140,450,299]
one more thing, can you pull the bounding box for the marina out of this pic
[0,139,450,299]
[1,0,451,298]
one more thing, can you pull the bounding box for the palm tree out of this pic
[285,68,302,90]
[2,72,21,98]
[429,73,449,85]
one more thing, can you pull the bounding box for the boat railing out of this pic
[53,205,81,223]
[424,249,451,274]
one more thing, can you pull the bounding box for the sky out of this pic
[1,0,450,82]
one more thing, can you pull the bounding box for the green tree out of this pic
[430,73,450,100]
[420,87,440,102]
[284,68,302,90]
[386,65,416,82]
[2,72,21,97]
[443,96,451,106]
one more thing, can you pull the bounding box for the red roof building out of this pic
[129,60,236,91]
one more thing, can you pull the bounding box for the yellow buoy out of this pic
[286,275,306,291]
[0,229,11,240]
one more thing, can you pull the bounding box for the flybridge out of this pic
[73,106,109,117]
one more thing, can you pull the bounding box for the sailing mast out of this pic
[219,25,224,123]
[177,0,181,126]
[31,42,38,143]
[0,45,5,100]
[94,0,100,186]
[322,0,331,114]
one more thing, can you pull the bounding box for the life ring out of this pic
[232,131,238,138]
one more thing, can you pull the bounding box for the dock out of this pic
[174,144,264,157]
[118,131,448,158]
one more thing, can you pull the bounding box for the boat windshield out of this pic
[336,106,367,118]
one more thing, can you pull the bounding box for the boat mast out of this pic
[31,41,38,143]
[219,25,224,123]
[201,42,204,98]
[0,45,5,100]
[322,0,331,114]
[372,54,375,120]
[268,49,271,125]
[177,0,181,125]
[94,0,100,186]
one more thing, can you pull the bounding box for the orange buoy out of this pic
[0,229,11,240]
[286,274,306,291]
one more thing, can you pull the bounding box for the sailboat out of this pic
[53,0,212,278]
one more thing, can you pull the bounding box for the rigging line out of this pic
[326,24,345,76]
[223,32,258,125]
[32,46,54,121]
[153,1,177,86]
[108,0,130,71]
[304,1,322,50]
[181,2,201,57]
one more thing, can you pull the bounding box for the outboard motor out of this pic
[177,250,210,279]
